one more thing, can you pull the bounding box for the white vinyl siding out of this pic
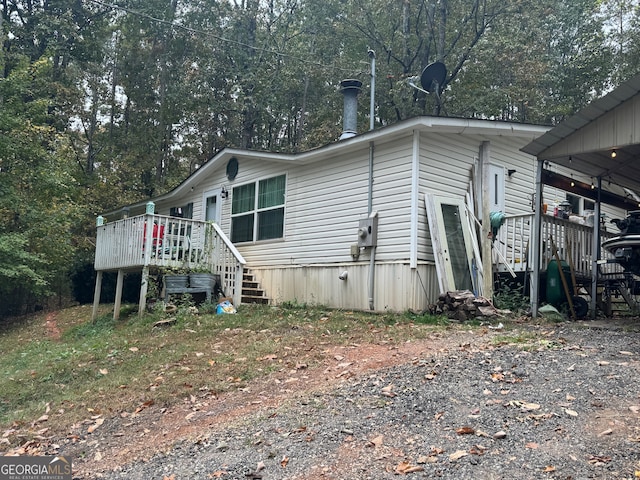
[225,136,416,267]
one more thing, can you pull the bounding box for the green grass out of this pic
[0,303,460,446]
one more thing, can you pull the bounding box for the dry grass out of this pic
[0,302,451,445]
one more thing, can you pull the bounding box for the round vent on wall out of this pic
[226,157,238,180]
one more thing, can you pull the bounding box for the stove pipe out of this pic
[339,79,362,140]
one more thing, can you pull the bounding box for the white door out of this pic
[425,194,476,293]
[202,189,222,223]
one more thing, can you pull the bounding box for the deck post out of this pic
[233,263,244,307]
[139,266,150,317]
[113,269,124,321]
[91,271,103,321]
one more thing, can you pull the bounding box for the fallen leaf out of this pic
[129,347,139,352]
[258,354,278,361]
[619,351,634,356]
[629,405,640,414]
[134,400,154,414]
[565,408,578,417]
[381,384,396,398]
[566,394,576,401]
[469,445,487,455]
[588,455,612,465]
[99,368,109,375]
[543,465,556,472]
[280,456,289,468]
[34,415,49,424]
[369,435,384,447]
[395,461,424,474]
[510,400,540,411]
[209,471,226,478]
[87,417,104,433]
[597,360,610,366]
[598,428,613,436]
[449,450,468,461]
[456,426,475,435]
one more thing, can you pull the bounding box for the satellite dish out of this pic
[420,62,447,94]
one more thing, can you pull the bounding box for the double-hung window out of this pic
[231,174,285,242]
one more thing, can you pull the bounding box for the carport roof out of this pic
[522,73,640,198]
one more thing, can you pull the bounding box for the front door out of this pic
[203,189,222,223]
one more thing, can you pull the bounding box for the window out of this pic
[231,174,285,242]
[566,194,594,215]
[170,203,193,219]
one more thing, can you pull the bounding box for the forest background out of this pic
[1,0,639,317]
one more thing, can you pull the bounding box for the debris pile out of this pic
[428,290,504,322]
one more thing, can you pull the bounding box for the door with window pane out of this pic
[202,189,222,223]
[425,194,475,293]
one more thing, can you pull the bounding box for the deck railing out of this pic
[495,213,621,277]
[95,214,246,304]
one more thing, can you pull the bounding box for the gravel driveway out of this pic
[70,319,640,480]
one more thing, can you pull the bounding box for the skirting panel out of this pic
[249,262,440,312]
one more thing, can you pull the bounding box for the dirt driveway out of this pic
[44,319,640,478]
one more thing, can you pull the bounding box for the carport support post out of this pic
[113,269,124,321]
[590,177,602,319]
[91,271,103,322]
[530,160,544,317]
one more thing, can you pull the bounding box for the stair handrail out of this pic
[211,222,246,266]
[210,222,246,306]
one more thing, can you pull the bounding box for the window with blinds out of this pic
[231,174,285,242]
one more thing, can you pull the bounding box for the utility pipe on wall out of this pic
[368,50,376,310]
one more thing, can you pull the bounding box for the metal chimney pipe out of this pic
[339,79,362,140]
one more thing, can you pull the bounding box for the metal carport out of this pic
[522,73,640,318]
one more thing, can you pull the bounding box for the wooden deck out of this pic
[94,214,246,314]
[495,213,622,278]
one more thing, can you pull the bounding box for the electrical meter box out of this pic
[357,215,378,247]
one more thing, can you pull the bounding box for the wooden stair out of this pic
[241,269,269,305]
